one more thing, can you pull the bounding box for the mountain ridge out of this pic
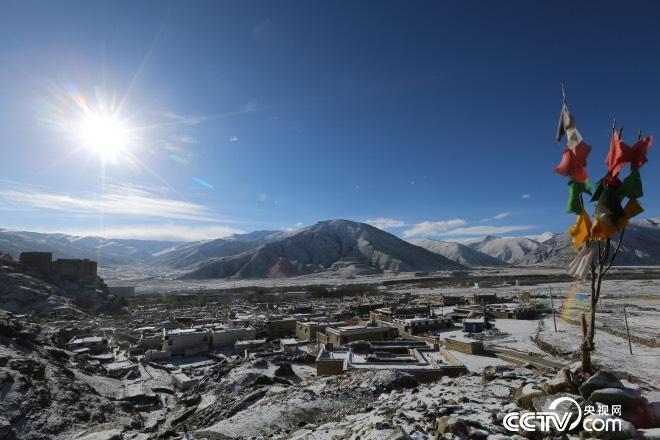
[182,219,465,279]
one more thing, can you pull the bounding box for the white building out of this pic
[163,328,210,356]
[211,326,256,348]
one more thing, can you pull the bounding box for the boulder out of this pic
[532,393,582,434]
[274,362,295,377]
[639,428,660,440]
[74,425,123,440]
[8,358,46,380]
[386,426,413,439]
[543,367,578,394]
[0,417,18,440]
[589,387,645,411]
[482,365,513,382]
[468,428,490,440]
[580,370,624,398]
[582,414,636,439]
[622,399,660,430]
[437,416,469,439]
[515,383,544,411]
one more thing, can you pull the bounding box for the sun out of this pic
[77,111,131,163]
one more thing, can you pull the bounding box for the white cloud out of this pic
[365,217,406,230]
[403,219,466,238]
[480,212,510,223]
[229,136,239,142]
[522,194,531,199]
[52,224,243,241]
[0,184,223,223]
[441,225,535,236]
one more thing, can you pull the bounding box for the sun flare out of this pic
[77,112,130,162]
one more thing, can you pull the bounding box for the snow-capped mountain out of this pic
[2,217,659,279]
[525,232,557,243]
[152,230,291,269]
[521,218,660,266]
[464,235,541,264]
[0,229,179,264]
[182,219,464,279]
[409,239,506,267]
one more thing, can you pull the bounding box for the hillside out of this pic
[521,217,660,266]
[183,219,464,279]
[152,230,290,269]
[410,239,506,267]
[464,235,541,264]
[0,253,124,316]
[0,229,178,264]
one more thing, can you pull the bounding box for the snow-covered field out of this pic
[536,315,660,387]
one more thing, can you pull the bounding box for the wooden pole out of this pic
[550,285,557,332]
[623,305,633,355]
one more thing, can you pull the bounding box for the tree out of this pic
[554,87,652,374]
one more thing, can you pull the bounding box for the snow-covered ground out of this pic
[536,315,660,387]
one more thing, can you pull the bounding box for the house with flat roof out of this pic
[467,293,498,305]
[66,336,108,355]
[462,318,487,333]
[317,325,397,346]
[163,328,210,356]
[211,326,256,348]
[486,303,537,319]
[234,338,268,355]
[315,340,466,380]
[443,335,484,354]
[369,305,431,322]
[393,316,453,335]
[295,320,348,342]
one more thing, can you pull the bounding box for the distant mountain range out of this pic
[1,217,659,279]
[182,219,464,279]
[409,239,507,267]
[0,229,178,265]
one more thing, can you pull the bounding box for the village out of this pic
[2,249,660,440]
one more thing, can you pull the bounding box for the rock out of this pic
[44,346,70,363]
[437,416,469,439]
[0,417,18,440]
[250,374,275,387]
[74,426,122,440]
[376,420,393,430]
[8,358,45,380]
[582,414,636,439]
[468,428,490,440]
[639,428,660,440]
[622,399,660,429]
[365,370,419,391]
[532,393,582,433]
[580,370,624,398]
[482,365,513,382]
[386,426,413,439]
[274,362,295,377]
[515,383,544,410]
[543,367,578,394]
[588,387,645,411]
[252,358,269,369]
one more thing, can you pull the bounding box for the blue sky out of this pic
[1,0,659,241]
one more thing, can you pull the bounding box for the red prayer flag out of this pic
[628,135,653,170]
[605,131,630,177]
[555,141,591,182]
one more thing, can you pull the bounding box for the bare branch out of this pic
[603,228,626,275]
